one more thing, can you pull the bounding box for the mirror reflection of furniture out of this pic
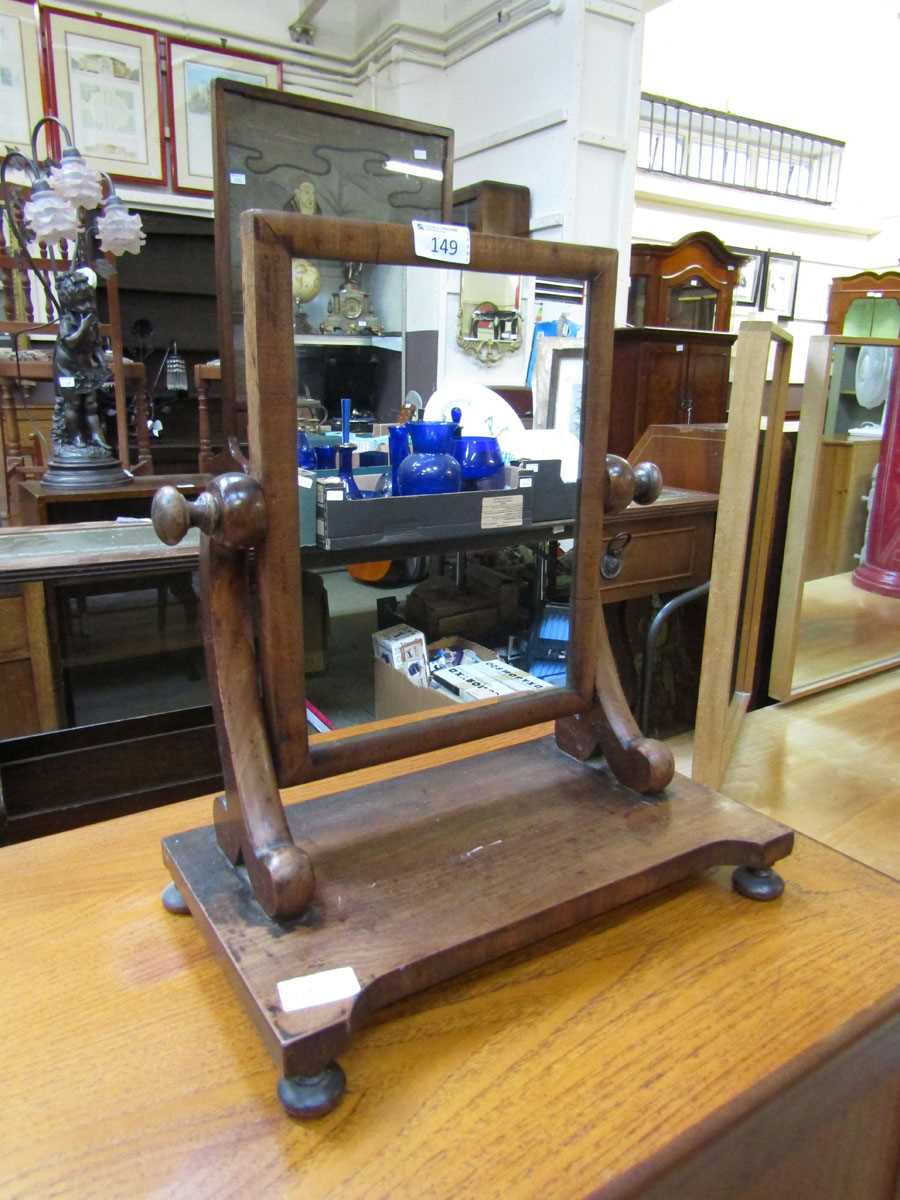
[771,336,900,702]
[452,180,530,236]
[627,232,746,331]
[694,322,793,791]
[825,270,900,337]
[457,271,523,364]
[212,79,453,449]
[609,327,736,457]
[151,212,792,1118]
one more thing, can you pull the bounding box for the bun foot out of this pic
[732,865,785,902]
[161,881,191,915]
[277,1061,346,1119]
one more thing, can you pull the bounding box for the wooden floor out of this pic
[687,669,900,881]
[793,571,900,691]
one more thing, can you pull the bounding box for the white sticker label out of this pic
[524,462,539,472]
[481,494,524,529]
[326,489,344,501]
[412,220,471,265]
[277,966,361,1013]
[298,473,313,489]
[413,148,427,160]
[519,477,533,488]
[59,376,75,388]
[675,344,684,352]
[229,171,246,185]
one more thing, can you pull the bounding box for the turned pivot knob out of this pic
[604,455,664,515]
[633,461,663,505]
[152,473,266,549]
[152,487,220,545]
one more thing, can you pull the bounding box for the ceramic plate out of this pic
[855,346,894,410]
[424,381,524,440]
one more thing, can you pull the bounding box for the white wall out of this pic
[637,0,900,376]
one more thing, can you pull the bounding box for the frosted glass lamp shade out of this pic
[49,150,102,209]
[22,182,79,244]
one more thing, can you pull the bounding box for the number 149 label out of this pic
[412,220,471,265]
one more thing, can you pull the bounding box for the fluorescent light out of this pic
[384,159,444,182]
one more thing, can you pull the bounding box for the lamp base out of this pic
[41,454,131,490]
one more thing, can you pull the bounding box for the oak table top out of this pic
[3,722,900,1198]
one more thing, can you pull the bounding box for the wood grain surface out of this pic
[721,668,900,882]
[2,723,899,1199]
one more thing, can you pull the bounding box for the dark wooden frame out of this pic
[150,212,794,1112]
[40,7,167,186]
[211,80,454,443]
[164,36,282,196]
[730,246,766,307]
[763,252,801,321]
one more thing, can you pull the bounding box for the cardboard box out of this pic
[372,623,429,688]
[298,465,385,545]
[513,458,577,524]
[374,636,495,720]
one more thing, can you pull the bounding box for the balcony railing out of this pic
[637,94,844,205]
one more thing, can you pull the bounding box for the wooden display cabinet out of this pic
[609,327,736,457]
[627,231,745,332]
[825,270,900,336]
[452,180,531,236]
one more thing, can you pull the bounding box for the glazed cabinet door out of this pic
[684,342,731,423]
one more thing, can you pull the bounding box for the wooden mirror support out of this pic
[152,214,794,1119]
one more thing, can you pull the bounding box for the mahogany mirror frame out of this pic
[244,210,629,780]
[153,210,674,917]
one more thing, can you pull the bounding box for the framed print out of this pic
[0,0,44,157]
[43,8,165,184]
[167,39,280,193]
[730,247,766,307]
[763,253,801,320]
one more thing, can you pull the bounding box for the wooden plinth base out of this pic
[163,737,793,1088]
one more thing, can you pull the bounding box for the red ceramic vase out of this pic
[853,359,900,598]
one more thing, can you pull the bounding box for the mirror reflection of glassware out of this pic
[320,262,384,336]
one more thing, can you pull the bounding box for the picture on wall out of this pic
[763,253,801,320]
[43,8,165,184]
[167,39,280,192]
[730,247,765,307]
[0,0,44,157]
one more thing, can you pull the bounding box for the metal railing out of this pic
[637,94,844,205]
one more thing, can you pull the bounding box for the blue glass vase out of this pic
[338,443,364,499]
[297,429,318,470]
[407,421,456,455]
[313,444,337,470]
[397,449,461,496]
[388,424,411,495]
[453,435,503,483]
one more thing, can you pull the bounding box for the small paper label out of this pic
[524,462,539,472]
[59,376,75,388]
[481,494,524,530]
[298,473,313,489]
[675,344,684,352]
[277,966,361,1013]
[519,477,533,488]
[326,489,344,501]
[412,220,471,265]
[229,171,246,185]
[413,148,427,160]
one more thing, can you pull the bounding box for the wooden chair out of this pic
[0,181,151,522]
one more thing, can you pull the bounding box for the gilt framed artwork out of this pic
[42,8,165,185]
[0,0,44,158]
[166,39,280,193]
